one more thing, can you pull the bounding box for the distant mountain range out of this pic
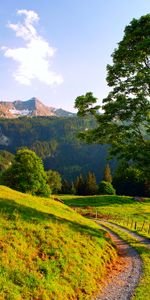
[0,97,75,118]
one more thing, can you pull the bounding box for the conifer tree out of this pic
[75,175,85,195]
[61,179,71,194]
[70,182,76,195]
[103,163,112,183]
[85,172,98,195]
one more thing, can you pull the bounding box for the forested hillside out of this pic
[0,116,112,181]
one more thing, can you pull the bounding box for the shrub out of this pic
[99,180,116,195]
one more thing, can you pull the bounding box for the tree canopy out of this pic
[75,14,150,179]
[113,162,146,196]
[1,148,50,197]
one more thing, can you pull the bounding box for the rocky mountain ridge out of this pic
[0,97,75,118]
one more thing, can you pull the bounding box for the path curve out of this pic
[104,221,150,249]
[94,223,143,300]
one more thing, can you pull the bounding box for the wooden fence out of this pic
[80,209,150,236]
[94,211,150,236]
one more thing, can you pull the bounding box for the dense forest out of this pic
[0,116,113,181]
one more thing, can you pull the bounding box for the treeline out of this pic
[0,148,149,197]
[61,172,115,196]
[61,163,150,197]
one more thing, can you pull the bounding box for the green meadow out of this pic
[0,186,116,300]
[62,195,150,237]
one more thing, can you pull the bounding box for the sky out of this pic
[0,0,150,112]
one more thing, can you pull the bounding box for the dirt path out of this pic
[94,223,143,300]
[103,221,150,249]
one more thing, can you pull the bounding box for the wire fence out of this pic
[104,213,150,235]
[81,209,150,236]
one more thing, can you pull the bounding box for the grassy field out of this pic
[62,195,150,237]
[0,186,117,300]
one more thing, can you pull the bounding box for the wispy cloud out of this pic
[2,9,63,86]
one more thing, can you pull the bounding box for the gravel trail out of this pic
[94,223,143,300]
[103,221,150,249]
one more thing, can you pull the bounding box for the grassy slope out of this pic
[62,195,150,237]
[0,186,116,300]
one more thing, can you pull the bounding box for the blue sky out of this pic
[0,0,150,112]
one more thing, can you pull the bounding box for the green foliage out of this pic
[31,139,58,159]
[75,15,150,180]
[61,179,73,194]
[85,172,98,195]
[46,169,62,194]
[70,182,76,195]
[103,163,112,183]
[0,186,116,300]
[75,174,85,195]
[75,92,100,117]
[0,150,14,171]
[99,181,116,195]
[113,162,147,196]
[1,148,50,197]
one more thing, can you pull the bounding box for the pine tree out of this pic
[103,163,112,183]
[70,182,76,195]
[61,179,71,194]
[85,172,98,195]
[75,175,85,195]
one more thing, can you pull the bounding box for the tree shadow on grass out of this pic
[0,198,105,240]
[63,195,150,208]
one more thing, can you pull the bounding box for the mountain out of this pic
[0,97,75,118]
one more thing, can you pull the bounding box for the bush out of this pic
[99,181,116,195]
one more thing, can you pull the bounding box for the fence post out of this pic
[95,211,97,219]
[141,220,145,231]
[134,222,137,230]
[148,224,150,235]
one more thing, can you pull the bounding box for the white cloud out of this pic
[2,9,63,86]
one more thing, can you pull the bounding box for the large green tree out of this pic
[75,15,150,179]
[1,148,50,196]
